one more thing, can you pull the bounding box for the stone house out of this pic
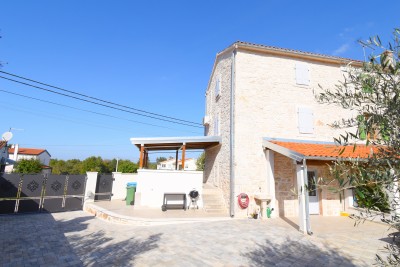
[203,41,367,232]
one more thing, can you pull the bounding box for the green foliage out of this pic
[317,28,400,265]
[196,152,205,171]
[156,157,167,164]
[50,157,138,174]
[118,160,138,173]
[15,159,42,174]
[80,156,109,173]
[354,185,390,213]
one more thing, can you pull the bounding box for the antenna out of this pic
[2,131,13,142]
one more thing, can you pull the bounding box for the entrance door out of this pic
[307,171,319,214]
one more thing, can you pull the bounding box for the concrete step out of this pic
[202,183,228,214]
[202,188,223,194]
[204,208,228,214]
[204,204,226,210]
[201,195,225,201]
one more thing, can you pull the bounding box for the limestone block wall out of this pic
[274,153,298,217]
[204,52,232,208]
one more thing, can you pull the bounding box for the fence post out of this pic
[84,172,98,203]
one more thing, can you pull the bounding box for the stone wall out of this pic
[274,153,298,217]
[204,52,232,209]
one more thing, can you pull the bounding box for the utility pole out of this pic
[116,158,119,172]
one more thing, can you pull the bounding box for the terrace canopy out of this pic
[130,136,221,170]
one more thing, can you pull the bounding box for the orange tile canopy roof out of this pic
[8,147,48,156]
[264,139,378,161]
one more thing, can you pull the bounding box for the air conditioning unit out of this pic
[203,116,211,125]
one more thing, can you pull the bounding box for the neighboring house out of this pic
[0,141,9,172]
[157,158,197,171]
[5,145,52,174]
[203,41,365,227]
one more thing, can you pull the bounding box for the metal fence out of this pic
[0,173,86,214]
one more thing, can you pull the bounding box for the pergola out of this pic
[130,136,221,169]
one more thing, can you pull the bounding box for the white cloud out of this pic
[333,43,350,55]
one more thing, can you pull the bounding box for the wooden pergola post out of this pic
[144,151,148,168]
[175,150,178,170]
[181,144,186,170]
[139,145,144,169]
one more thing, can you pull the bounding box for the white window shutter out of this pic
[296,62,310,85]
[215,77,220,97]
[298,107,314,134]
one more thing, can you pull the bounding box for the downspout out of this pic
[230,47,237,217]
[303,158,312,235]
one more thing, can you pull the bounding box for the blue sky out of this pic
[0,1,398,161]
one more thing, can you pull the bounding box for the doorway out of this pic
[307,171,320,214]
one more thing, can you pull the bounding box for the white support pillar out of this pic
[296,161,311,234]
[84,172,98,203]
[389,176,400,218]
[266,150,277,218]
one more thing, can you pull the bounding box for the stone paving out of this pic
[0,210,393,267]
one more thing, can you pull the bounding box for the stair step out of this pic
[201,183,228,214]
[204,208,228,214]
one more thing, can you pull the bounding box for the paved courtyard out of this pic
[0,210,393,266]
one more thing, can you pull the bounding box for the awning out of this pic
[130,136,221,169]
[262,138,378,162]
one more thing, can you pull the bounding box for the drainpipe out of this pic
[230,47,237,217]
[302,158,312,235]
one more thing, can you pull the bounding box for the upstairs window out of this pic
[298,107,314,134]
[295,62,310,86]
[215,76,221,98]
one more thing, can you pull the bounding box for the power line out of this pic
[0,89,202,134]
[0,70,203,126]
[0,75,203,129]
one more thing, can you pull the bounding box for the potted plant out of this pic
[252,206,260,219]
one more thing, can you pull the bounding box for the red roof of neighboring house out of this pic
[270,141,378,159]
[8,147,49,156]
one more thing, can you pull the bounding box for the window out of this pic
[307,171,317,197]
[298,107,314,134]
[215,76,221,98]
[161,164,166,168]
[295,62,310,86]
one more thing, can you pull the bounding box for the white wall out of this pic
[135,169,203,208]
[111,172,137,200]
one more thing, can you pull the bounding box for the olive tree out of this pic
[317,29,400,265]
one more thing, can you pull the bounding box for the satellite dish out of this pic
[2,132,13,142]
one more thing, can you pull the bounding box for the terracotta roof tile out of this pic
[271,141,377,159]
[8,147,47,156]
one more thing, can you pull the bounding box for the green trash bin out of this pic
[126,182,137,205]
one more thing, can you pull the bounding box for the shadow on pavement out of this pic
[0,212,161,266]
[280,216,299,230]
[243,236,360,267]
[67,231,161,266]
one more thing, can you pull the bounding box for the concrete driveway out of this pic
[0,211,392,266]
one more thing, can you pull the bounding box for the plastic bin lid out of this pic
[127,182,137,186]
